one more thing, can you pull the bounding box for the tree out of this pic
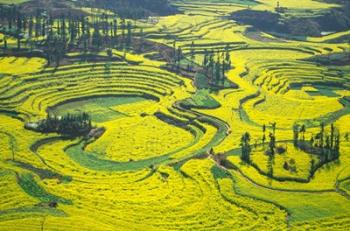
[320,122,325,148]
[330,123,335,149]
[271,122,277,136]
[262,124,266,145]
[267,154,274,177]
[221,58,226,84]
[334,133,340,158]
[300,124,306,141]
[189,41,195,69]
[113,18,118,39]
[268,132,276,156]
[139,28,144,51]
[107,49,113,60]
[293,124,299,147]
[126,21,132,48]
[173,40,176,59]
[310,136,314,146]
[224,46,231,70]
[240,132,251,163]
[92,24,102,50]
[203,49,208,67]
[176,47,182,73]
[28,17,33,38]
[121,18,126,42]
[214,61,221,84]
[3,36,7,50]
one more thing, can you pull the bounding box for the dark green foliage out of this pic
[201,49,231,89]
[0,4,139,66]
[305,52,350,66]
[18,173,72,205]
[293,123,341,167]
[231,2,350,37]
[36,112,92,137]
[262,124,266,145]
[240,132,251,163]
[293,124,299,147]
[268,132,276,156]
[211,165,229,180]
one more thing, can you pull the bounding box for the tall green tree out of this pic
[300,124,306,141]
[262,124,266,146]
[268,132,276,155]
[240,132,251,163]
[126,21,132,48]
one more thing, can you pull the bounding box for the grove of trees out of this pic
[0,4,136,66]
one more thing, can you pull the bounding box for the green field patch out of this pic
[62,115,207,171]
[18,173,72,205]
[211,165,230,179]
[0,206,66,222]
[232,172,350,223]
[182,90,221,109]
[48,96,147,123]
[194,72,211,89]
[65,141,172,171]
[306,85,341,97]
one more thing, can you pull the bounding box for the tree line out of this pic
[32,112,92,137]
[172,41,232,89]
[0,5,137,66]
[240,123,277,163]
[202,47,232,87]
[293,123,340,165]
[240,122,341,179]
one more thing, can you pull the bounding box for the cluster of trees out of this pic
[171,42,232,89]
[240,128,276,177]
[202,48,231,86]
[0,5,137,66]
[240,132,251,163]
[0,4,26,49]
[261,123,278,155]
[172,41,183,72]
[232,1,350,37]
[36,112,92,137]
[240,121,342,180]
[293,123,340,163]
[240,123,278,165]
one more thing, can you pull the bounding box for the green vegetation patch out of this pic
[18,173,72,205]
[211,165,230,179]
[48,96,146,123]
[182,90,221,109]
[65,142,171,171]
[233,172,350,223]
[306,85,341,97]
[0,206,66,222]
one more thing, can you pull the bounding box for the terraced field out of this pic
[1,0,350,230]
